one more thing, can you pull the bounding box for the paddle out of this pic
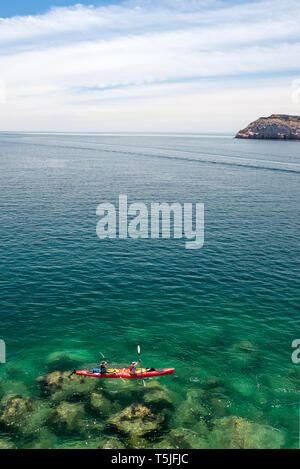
[120,368,126,383]
[99,351,110,364]
[137,345,142,370]
[137,345,146,386]
[99,352,112,368]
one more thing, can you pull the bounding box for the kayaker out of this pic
[129,360,141,375]
[100,361,113,375]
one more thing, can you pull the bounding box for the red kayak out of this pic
[76,367,175,379]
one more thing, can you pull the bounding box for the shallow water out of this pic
[0,133,299,449]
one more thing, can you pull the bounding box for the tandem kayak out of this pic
[76,367,175,378]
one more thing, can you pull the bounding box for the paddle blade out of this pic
[137,345,141,355]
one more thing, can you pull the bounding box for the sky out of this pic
[0,0,300,132]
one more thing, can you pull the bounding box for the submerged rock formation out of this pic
[46,401,86,434]
[236,114,300,140]
[209,416,285,449]
[0,366,292,449]
[108,403,164,437]
[0,394,33,432]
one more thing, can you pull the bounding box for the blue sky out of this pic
[0,1,258,18]
[0,0,299,131]
[0,1,118,18]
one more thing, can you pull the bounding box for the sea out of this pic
[0,132,299,449]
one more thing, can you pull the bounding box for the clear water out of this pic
[0,132,299,449]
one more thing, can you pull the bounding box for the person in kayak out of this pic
[129,360,141,375]
[100,361,114,375]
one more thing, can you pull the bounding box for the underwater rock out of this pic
[37,371,73,395]
[46,352,82,373]
[25,429,58,449]
[89,392,113,417]
[252,390,269,408]
[232,341,257,352]
[20,401,51,437]
[263,374,298,399]
[152,438,175,449]
[193,382,232,420]
[209,416,285,449]
[45,401,86,434]
[0,394,33,432]
[108,403,164,437]
[45,349,96,375]
[230,375,257,397]
[143,390,173,411]
[230,401,263,421]
[186,389,206,401]
[102,437,126,449]
[128,434,152,449]
[187,389,210,410]
[2,360,40,391]
[172,400,210,434]
[229,353,257,370]
[1,381,30,398]
[143,381,162,392]
[50,379,98,404]
[156,428,209,449]
[37,371,97,401]
[209,397,230,417]
[187,382,230,419]
[101,379,144,406]
[201,376,225,390]
[84,419,106,437]
[54,438,106,449]
[206,392,231,419]
[192,419,210,437]
[143,381,173,412]
[287,366,300,384]
[0,438,15,449]
[268,406,299,433]
[228,341,259,370]
[181,391,210,418]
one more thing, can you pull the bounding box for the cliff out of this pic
[235,114,300,140]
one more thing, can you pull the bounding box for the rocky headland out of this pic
[236,114,300,140]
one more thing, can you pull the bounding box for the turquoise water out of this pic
[0,132,299,449]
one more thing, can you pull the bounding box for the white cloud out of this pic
[0,0,299,131]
